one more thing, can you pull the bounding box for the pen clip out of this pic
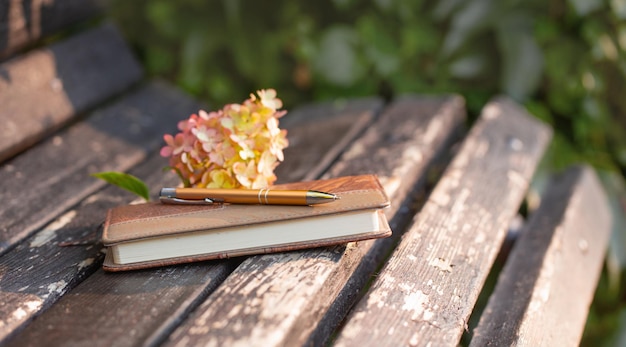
[159,196,216,205]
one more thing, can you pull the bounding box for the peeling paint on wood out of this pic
[470,166,611,347]
[0,82,197,256]
[334,96,552,347]
[0,82,202,344]
[29,211,76,248]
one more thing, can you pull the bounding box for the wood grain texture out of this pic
[0,0,102,60]
[4,258,237,347]
[470,165,611,347]
[275,98,383,183]
[0,84,202,344]
[0,81,198,256]
[162,95,466,347]
[0,155,178,345]
[1,98,384,347]
[0,22,143,162]
[334,96,552,347]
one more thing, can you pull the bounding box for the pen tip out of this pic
[306,191,339,205]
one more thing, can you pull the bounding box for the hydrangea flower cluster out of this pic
[160,89,288,189]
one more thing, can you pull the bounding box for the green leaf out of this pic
[91,172,151,201]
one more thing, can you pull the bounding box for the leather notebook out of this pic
[102,174,391,271]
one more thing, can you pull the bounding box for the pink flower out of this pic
[254,89,283,111]
[160,133,194,157]
[233,161,257,187]
[160,89,289,188]
[192,125,222,152]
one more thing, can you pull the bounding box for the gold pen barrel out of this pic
[161,187,338,205]
[265,189,309,205]
[173,188,310,205]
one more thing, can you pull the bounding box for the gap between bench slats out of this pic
[163,95,466,347]
[1,99,382,347]
[0,81,202,343]
[0,22,142,163]
[470,165,611,347]
[334,97,552,347]
[0,0,102,60]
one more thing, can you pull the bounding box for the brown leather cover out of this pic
[102,174,391,271]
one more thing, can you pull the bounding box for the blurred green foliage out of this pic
[107,0,626,344]
[108,0,626,175]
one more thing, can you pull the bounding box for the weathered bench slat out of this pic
[0,154,178,345]
[0,84,197,253]
[2,99,382,347]
[275,98,382,183]
[470,165,611,347]
[163,95,466,347]
[0,81,197,255]
[0,82,201,343]
[0,0,101,60]
[4,250,238,347]
[0,23,142,162]
[334,97,552,347]
[3,147,230,345]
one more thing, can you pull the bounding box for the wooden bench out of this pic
[0,3,613,346]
